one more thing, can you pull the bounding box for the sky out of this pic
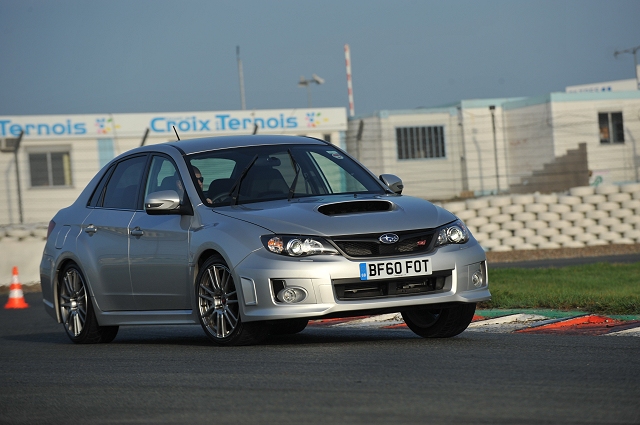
[1,0,639,118]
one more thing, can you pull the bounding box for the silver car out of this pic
[40,135,490,346]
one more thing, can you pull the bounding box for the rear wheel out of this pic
[401,303,476,338]
[58,264,119,344]
[196,255,268,346]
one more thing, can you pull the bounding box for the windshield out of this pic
[188,144,385,206]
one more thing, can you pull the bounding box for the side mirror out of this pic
[379,174,404,194]
[145,190,191,215]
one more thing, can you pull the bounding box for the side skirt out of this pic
[95,309,198,326]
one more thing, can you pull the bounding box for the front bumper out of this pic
[233,241,490,322]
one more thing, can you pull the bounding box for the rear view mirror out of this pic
[145,190,191,215]
[379,174,404,194]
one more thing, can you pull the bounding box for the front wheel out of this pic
[196,255,268,346]
[401,303,476,338]
[58,263,119,344]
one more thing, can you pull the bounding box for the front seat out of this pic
[243,167,289,199]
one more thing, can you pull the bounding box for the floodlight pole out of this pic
[304,83,312,108]
[614,45,640,90]
[298,75,324,108]
[237,46,246,110]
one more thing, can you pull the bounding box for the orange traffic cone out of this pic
[4,266,28,309]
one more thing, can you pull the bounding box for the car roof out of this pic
[163,135,328,155]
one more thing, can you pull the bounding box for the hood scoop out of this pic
[318,200,393,216]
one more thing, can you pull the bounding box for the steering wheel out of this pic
[210,192,232,204]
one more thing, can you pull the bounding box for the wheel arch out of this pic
[193,248,251,320]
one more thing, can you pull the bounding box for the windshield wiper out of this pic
[229,154,259,206]
[287,149,300,201]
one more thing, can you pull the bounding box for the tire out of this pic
[401,303,476,338]
[58,263,119,344]
[196,255,268,346]
[269,319,309,335]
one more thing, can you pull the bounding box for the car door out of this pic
[77,155,148,311]
[128,155,191,310]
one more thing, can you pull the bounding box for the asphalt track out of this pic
[1,292,639,425]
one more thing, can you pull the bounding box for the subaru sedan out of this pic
[40,135,489,345]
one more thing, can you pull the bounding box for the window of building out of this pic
[28,149,72,187]
[598,112,624,144]
[396,126,445,160]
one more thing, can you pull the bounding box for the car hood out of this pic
[210,194,456,236]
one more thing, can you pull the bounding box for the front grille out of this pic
[333,272,451,301]
[331,230,436,258]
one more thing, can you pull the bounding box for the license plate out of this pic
[359,258,431,281]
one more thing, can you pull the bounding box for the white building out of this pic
[565,64,640,93]
[0,107,347,224]
[3,81,640,225]
[346,90,640,200]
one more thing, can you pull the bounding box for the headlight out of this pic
[261,235,338,257]
[435,219,470,247]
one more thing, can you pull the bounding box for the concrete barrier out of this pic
[441,183,640,252]
[0,223,47,286]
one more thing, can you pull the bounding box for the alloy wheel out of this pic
[59,267,88,338]
[198,262,240,339]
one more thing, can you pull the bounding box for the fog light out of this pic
[277,287,307,303]
[472,270,484,288]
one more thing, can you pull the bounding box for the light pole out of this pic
[237,46,246,110]
[614,45,640,90]
[1,131,25,223]
[298,74,325,107]
[489,105,500,193]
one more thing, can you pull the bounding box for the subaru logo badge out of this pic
[379,233,399,244]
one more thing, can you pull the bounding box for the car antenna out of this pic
[173,126,181,141]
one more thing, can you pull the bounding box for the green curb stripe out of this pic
[609,315,640,321]
[476,309,640,321]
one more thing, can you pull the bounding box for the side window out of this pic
[189,157,236,193]
[87,166,114,207]
[144,156,182,200]
[102,156,147,210]
[189,157,237,204]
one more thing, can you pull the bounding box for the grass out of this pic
[478,262,640,315]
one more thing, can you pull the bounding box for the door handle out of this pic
[85,225,97,235]
[130,227,144,237]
